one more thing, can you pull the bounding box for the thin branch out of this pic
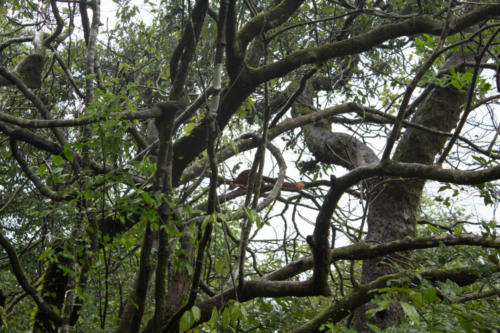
[269,68,317,128]
[79,0,90,45]
[453,290,500,304]
[173,87,215,131]
[267,11,362,41]
[0,180,27,214]
[52,51,85,99]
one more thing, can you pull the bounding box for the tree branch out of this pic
[252,5,500,84]
[293,265,499,333]
[191,234,499,330]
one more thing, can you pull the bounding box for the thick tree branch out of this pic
[190,235,499,329]
[115,221,154,333]
[79,0,90,45]
[237,0,305,55]
[252,5,500,83]
[293,265,500,333]
[265,234,500,281]
[44,0,64,46]
[0,121,62,154]
[0,36,32,52]
[169,0,208,99]
[341,160,500,188]
[0,108,162,128]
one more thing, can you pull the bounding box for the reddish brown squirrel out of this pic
[229,170,305,190]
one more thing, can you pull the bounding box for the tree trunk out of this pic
[355,50,473,331]
[294,49,474,331]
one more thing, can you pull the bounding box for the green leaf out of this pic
[458,316,474,333]
[63,149,74,163]
[244,208,259,226]
[183,122,195,136]
[192,306,201,322]
[185,263,193,276]
[366,297,393,319]
[423,287,438,303]
[450,80,462,90]
[366,323,384,333]
[487,253,499,265]
[201,214,215,232]
[231,301,241,320]
[410,292,423,307]
[38,164,47,177]
[207,308,218,327]
[222,307,231,327]
[179,310,193,333]
[400,302,420,323]
[59,264,73,276]
[52,155,63,166]
[428,224,439,234]
[230,140,238,153]
[215,258,224,275]
[119,63,131,73]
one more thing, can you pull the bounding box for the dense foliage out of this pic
[0,0,499,332]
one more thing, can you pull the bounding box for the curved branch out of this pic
[249,234,500,285]
[169,0,208,99]
[0,36,32,53]
[180,103,360,184]
[237,0,305,54]
[256,141,287,211]
[79,0,90,45]
[44,0,64,46]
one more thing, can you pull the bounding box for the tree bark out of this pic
[354,50,474,331]
[293,48,475,330]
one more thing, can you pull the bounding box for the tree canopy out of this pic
[0,0,499,332]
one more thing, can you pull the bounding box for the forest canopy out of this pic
[0,0,499,332]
